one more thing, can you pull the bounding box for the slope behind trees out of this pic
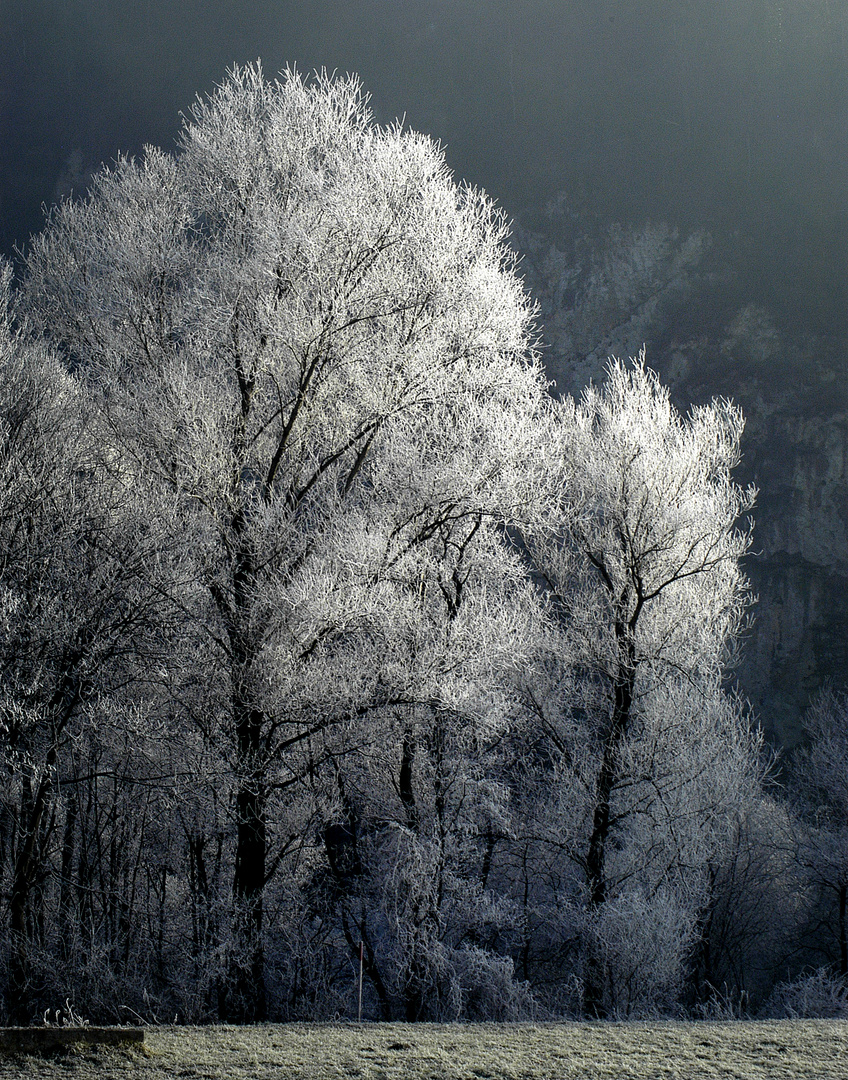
[790,688,848,979]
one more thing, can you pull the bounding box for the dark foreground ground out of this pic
[1,1020,846,1080]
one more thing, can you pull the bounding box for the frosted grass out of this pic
[1,1020,847,1079]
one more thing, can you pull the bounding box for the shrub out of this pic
[762,967,848,1019]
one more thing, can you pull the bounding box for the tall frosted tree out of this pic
[21,65,548,1021]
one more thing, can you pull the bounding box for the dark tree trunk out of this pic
[214,497,269,1023]
[222,694,267,1023]
[188,832,216,984]
[583,617,636,1018]
[585,662,634,910]
[9,771,51,1022]
[399,728,417,830]
[58,788,77,963]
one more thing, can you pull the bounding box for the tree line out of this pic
[0,64,844,1024]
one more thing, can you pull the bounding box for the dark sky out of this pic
[2,0,848,327]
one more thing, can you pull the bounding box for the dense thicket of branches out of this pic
[0,66,840,1023]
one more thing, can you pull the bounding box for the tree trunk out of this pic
[583,628,636,1018]
[222,695,267,1022]
[216,500,269,1023]
[58,788,77,963]
[399,728,417,830]
[9,772,51,1022]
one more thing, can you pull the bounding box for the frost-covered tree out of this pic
[293,520,542,1021]
[520,354,758,1015]
[790,687,848,979]
[0,262,173,1019]
[691,790,802,1014]
[20,64,548,1021]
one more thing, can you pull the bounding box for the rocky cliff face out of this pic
[515,205,848,746]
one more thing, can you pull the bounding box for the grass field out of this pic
[1,1019,846,1080]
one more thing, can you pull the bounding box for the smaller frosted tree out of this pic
[302,519,541,1020]
[521,352,758,1015]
